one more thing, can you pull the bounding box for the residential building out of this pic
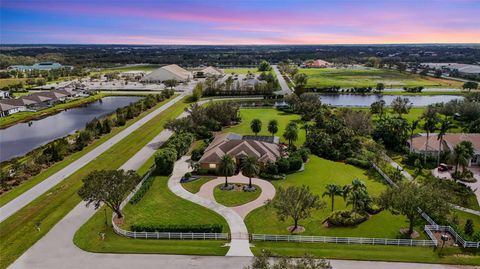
[141,64,191,83]
[409,133,480,167]
[200,66,224,77]
[0,91,9,99]
[198,133,281,169]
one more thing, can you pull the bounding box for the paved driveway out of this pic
[272,65,293,96]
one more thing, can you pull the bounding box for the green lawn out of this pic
[90,65,160,75]
[450,209,480,233]
[223,68,261,74]
[181,177,215,194]
[0,78,27,88]
[0,97,189,269]
[223,108,305,146]
[245,156,426,238]
[252,241,480,265]
[214,184,261,207]
[0,96,175,207]
[121,176,229,232]
[301,68,462,89]
[73,205,228,256]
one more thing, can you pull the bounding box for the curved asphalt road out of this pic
[0,93,187,222]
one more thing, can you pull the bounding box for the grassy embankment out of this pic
[0,96,176,207]
[0,97,190,269]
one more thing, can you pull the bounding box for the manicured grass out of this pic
[0,96,175,207]
[0,78,26,88]
[301,68,462,89]
[10,91,31,97]
[91,65,160,75]
[214,184,261,207]
[450,209,480,232]
[73,206,228,256]
[223,108,305,146]
[252,241,480,265]
[182,177,215,194]
[223,68,261,74]
[121,176,229,232]
[245,156,426,238]
[0,97,189,269]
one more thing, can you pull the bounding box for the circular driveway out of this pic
[197,173,276,219]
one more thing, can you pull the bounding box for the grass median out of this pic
[0,96,175,207]
[0,97,189,269]
[251,241,480,265]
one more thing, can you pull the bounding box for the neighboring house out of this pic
[304,59,332,68]
[198,133,281,169]
[0,91,9,99]
[141,64,192,83]
[216,74,266,91]
[201,66,224,77]
[0,101,22,117]
[409,133,480,167]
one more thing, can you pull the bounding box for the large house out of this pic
[141,64,191,83]
[409,133,480,167]
[198,133,281,169]
[0,89,76,117]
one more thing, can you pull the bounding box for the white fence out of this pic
[252,234,437,247]
[111,165,228,241]
[426,225,480,248]
[372,162,480,248]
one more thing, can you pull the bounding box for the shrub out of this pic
[129,176,155,204]
[164,132,195,159]
[288,157,303,172]
[345,158,371,169]
[276,158,290,173]
[465,219,474,236]
[263,161,278,175]
[191,147,205,161]
[194,168,217,176]
[327,210,368,226]
[292,148,310,162]
[130,224,223,233]
[155,148,177,175]
[366,203,383,215]
[184,172,192,178]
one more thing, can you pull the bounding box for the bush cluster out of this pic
[129,176,155,205]
[345,158,371,169]
[130,224,223,233]
[326,210,368,226]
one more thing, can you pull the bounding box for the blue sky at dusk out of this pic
[1,0,479,44]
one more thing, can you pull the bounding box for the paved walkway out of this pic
[196,173,275,219]
[0,93,187,222]
[272,65,293,95]
[169,157,254,256]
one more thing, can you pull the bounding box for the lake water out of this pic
[319,94,463,107]
[0,96,142,162]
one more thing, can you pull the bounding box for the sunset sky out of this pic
[1,0,479,44]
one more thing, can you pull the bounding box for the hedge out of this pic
[130,224,223,233]
[155,148,177,175]
[345,158,371,169]
[129,176,155,205]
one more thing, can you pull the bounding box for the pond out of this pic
[318,94,463,107]
[0,96,142,162]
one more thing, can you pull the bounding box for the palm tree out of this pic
[451,141,475,173]
[267,119,278,137]
[409,119,420,150]
[421,109,439,163]
[346,190,371,213]
[437,118,452,165]
[250,119,262,137]
[283,121,298,148]
[341,185,351,201]
[351,178,366,192]
[240,156,259,189]
[322,184,342,212]
[218,154,236,188]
